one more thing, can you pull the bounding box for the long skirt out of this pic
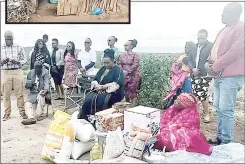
[77,91,124,121]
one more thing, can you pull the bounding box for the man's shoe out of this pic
[2,114,10,121]
[21,118,36,125]
[20,112,28,119]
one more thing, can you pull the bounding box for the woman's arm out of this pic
[46,51,52,67]
[30,51,35,70]
[128,53,140,74]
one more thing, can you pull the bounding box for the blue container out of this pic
[92,8,103,15]
[50,0,58,4]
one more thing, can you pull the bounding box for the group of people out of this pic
[1,32,141,125]
[1,1,244,155]
[155,2,244,154]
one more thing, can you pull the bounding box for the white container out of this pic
[124,106,160,135]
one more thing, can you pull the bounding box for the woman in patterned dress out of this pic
[63,41,78,94]
[30,39,51,69]
[119,39,141,106]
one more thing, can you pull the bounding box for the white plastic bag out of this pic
[71,140,95,160]
[72,119,95,142]
[103,127,125,160]
[71,111,79,121]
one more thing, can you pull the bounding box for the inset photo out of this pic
[6,0,130,23]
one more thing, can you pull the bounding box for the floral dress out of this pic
[63,53,78,87]
[119,52,141,100]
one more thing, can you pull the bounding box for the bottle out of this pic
[90,142,103,161]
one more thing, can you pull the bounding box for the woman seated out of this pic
[77,49,125,121]
[164,54,192,109]
[154,93,212,155]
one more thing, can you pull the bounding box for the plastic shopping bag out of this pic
[103,127,125,160]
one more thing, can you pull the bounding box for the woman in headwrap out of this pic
[77,49,125,121]
[163,42,193,109]
[62,41,78,94]
[119,39,141,106]
[155,93,212,155]
[30,39,51,70]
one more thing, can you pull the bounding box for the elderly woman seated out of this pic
[77,49,125,122]
[154,93,212,155]
[21,61,51,125]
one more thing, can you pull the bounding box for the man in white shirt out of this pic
[77,38,97,76]
[187,29,213,123]
[1,31,28,121]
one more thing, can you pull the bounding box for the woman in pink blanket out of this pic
[155,93,212,155]
[164,55,192,109]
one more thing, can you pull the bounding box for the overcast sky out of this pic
[1,1,244,52]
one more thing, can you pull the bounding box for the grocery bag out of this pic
[41,117,75,162]
[103,127,125,160]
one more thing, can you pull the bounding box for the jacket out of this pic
[25,68,51,104]
[51,48,64,66]
[30,51,51,70]
[187,41,213,76]
[208,21,245,77]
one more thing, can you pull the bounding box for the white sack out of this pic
[71,118,95,142]
[71,140,95,160]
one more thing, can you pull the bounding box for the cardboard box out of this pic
[102,113,124,132]
[124,106,160,135]
[95,109,124,132]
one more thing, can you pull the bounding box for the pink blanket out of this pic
[155,105,212,155]
[164,62,190,100]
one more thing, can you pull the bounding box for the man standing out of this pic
[22,61,50,125]
[188,29,213,123]
[1,31,28,121]
[50,38,65,100]
[42,34,52,53]
[206,2,244,144]
[77,38,97,76]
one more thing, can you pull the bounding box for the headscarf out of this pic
[177,93,197,108]
[176,55,191,73]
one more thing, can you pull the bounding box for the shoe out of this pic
[54,97,60,100]
[20,112,28,119]
[208,137,222,145]
[204,114,211,123]
[36,116,44,121]
[21,118,36,125]
[2,114,10,121]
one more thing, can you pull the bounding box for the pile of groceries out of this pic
[40,102,245,163]
[40,102,161,163]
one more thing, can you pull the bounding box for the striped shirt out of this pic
[1,43,27,70]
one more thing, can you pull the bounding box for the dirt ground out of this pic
[1,86,244,163]
[29,0,129,22]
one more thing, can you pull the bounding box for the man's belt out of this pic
[1,68,21,70]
